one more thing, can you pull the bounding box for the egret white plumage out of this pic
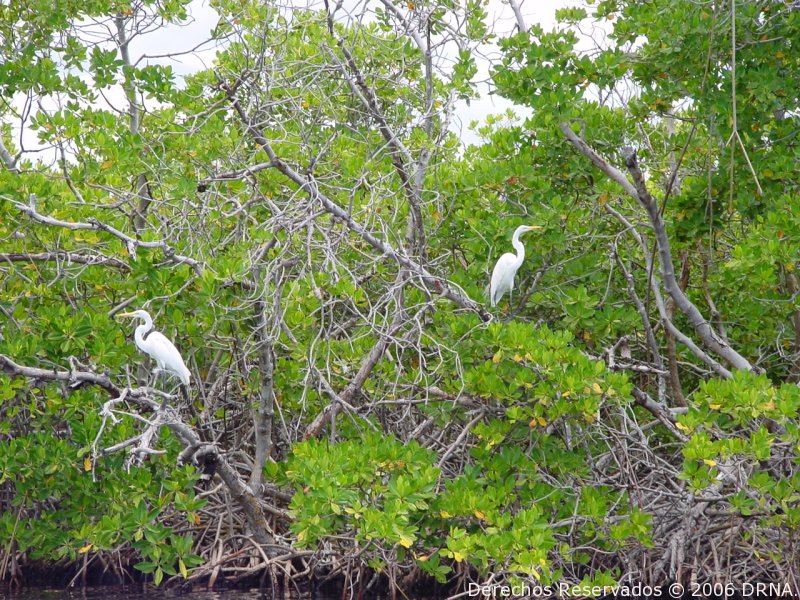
[489,225,542,307]
[117,309,191,385]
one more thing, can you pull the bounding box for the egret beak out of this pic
[116,312,135,319]
[526,225,543,230]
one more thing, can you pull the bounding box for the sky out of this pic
[10,0,578,158]
[455,0,577,143]
[122,0,577,145]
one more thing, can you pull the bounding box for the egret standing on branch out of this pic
[117,310,191,386]
[489,225,542,307]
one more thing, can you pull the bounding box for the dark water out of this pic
[3,588,342,600]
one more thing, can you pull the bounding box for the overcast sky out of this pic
[126,0,577,146]
[456,0,576,144]
[14,0,578,158]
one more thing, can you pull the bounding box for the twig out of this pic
[9,198,203,275]
[724,1,763,198]
[222,84,490,321]
[559,123,754,374]
[1,353,280,552]
[0,251,130,271]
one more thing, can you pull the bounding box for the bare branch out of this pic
[507,0,528,33]
[378,0,429,53]
[10,198,203,275]
[115,11,155,231]
[0,353,278,550]
[201,161,275,185]
[322,13,426,253]
[560,122,639,198]
[621,148,754,372]
[223,85,490,321]
[561,122,754,373]
[612,245,664,372]
[0,353,120,396]
[0,251,130,271]
[604,203,732,379]
[0,136,18,172]
[249,263,286,490]
[304,272,410,439]
[631,387,687,442]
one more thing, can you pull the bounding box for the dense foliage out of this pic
[1,0,798,593]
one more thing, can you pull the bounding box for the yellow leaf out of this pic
[78,544,92,554]
[100,159,114,170]
[512,353,523,363]
[530,568,541,581]
[598,192,609,206]
[452,550,464,562]
[561,390,571,398]
[703,459,717,467]
[398,534,413,548]
[784,263,794,273]
[708,404,721,410]
[591,382,603,394]
[537,416,547,427]
[84,456,92,472]
[492,350,503,364]
[439,510,451,518]
[417,554,428,561]
[297,529,307,542]
[179,558,188,578]
[675,422,689,432]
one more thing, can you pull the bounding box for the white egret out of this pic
[489,225,542,307]
[117,309,191,385]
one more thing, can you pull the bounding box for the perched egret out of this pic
[117,309,191,385]
[489,225,542,307]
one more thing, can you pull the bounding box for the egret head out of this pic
[117,309,151,322]
[512,224,542,239]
